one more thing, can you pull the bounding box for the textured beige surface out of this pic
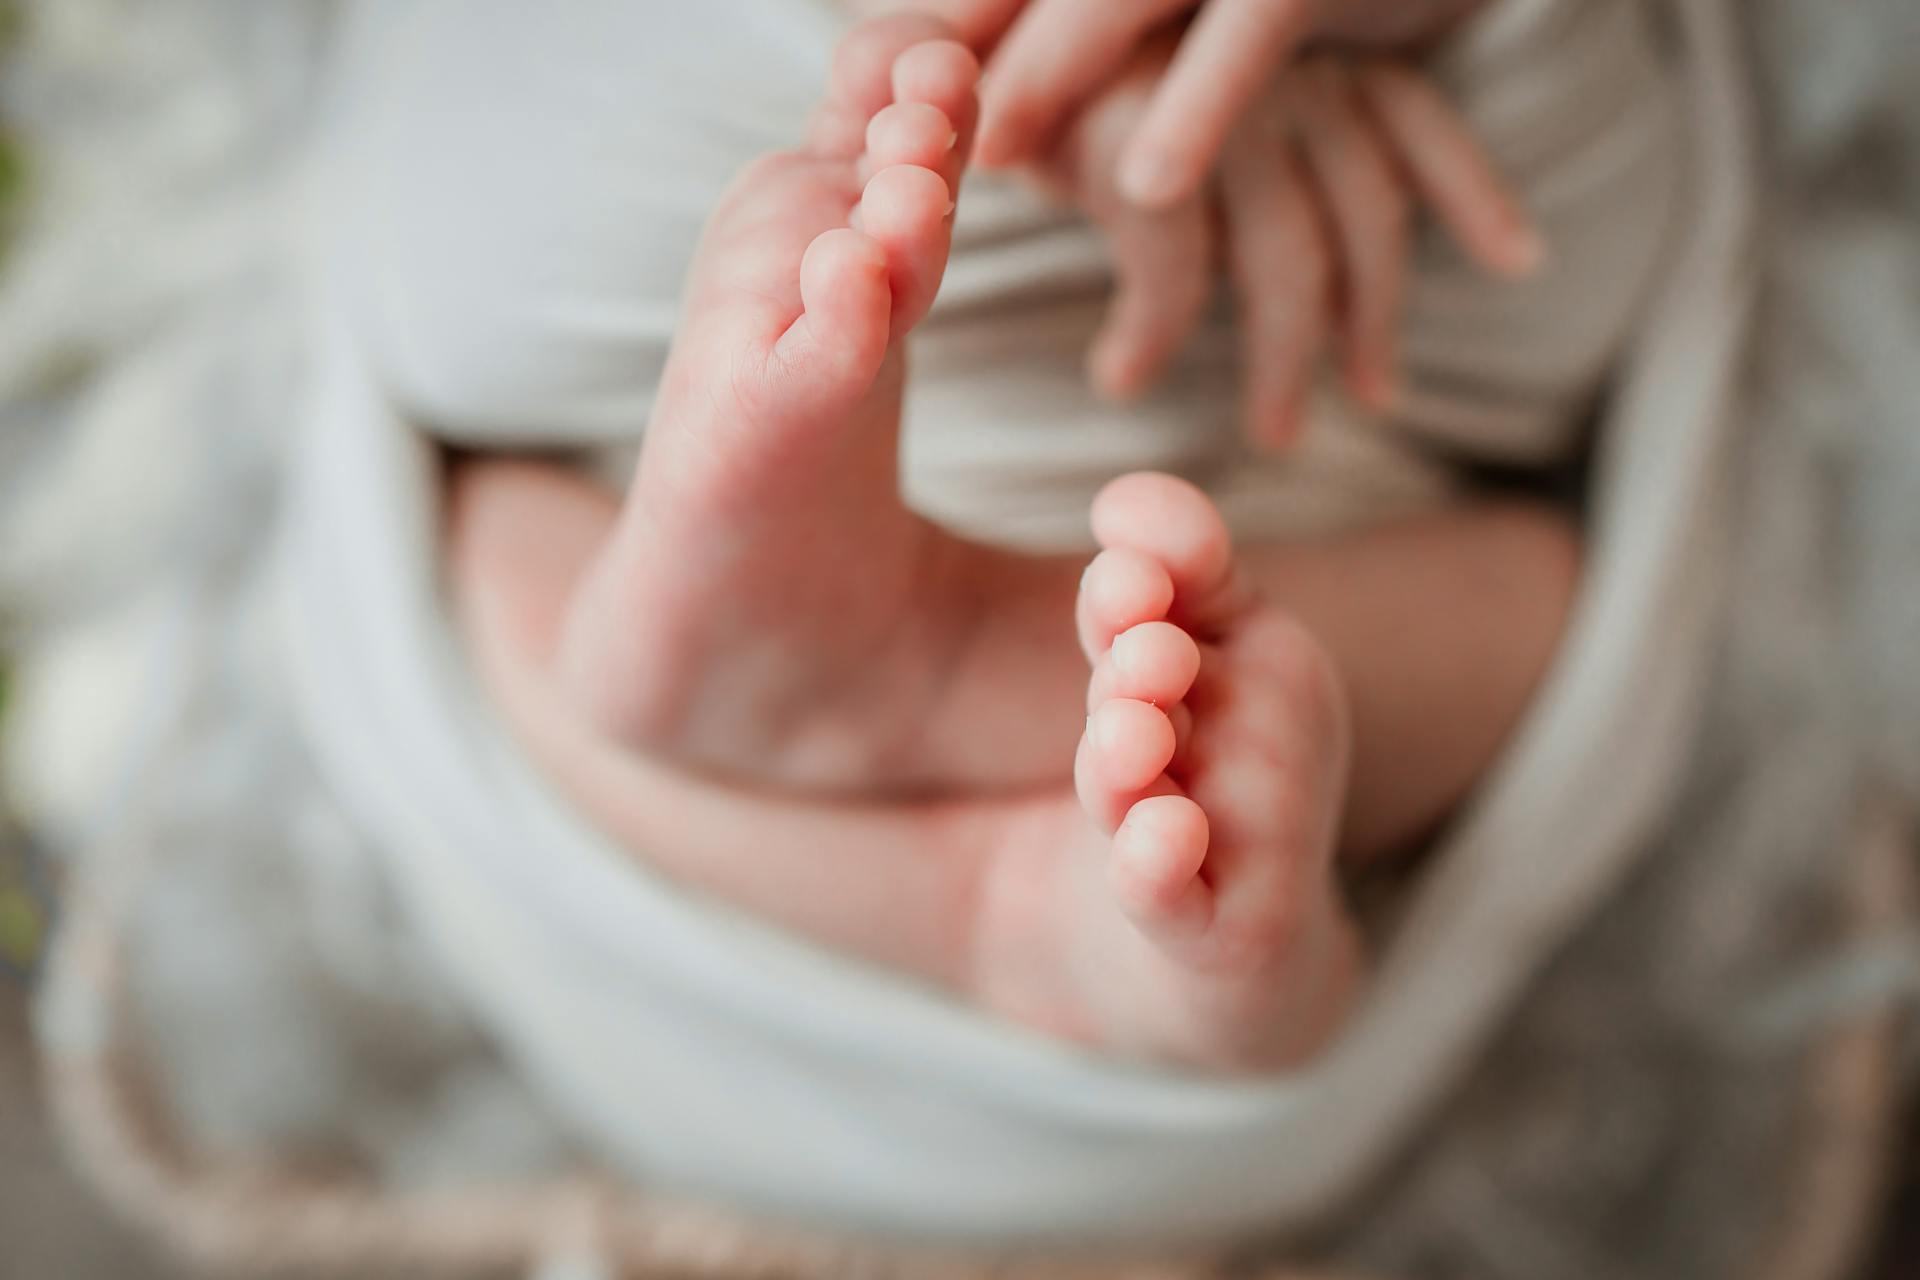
[5,964,1918,1280]
[0,981,185,1280]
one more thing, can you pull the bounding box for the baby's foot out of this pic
[1044,474,1361,1067]
[558,16,1085,791]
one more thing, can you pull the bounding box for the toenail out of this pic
[1091,711,1118,750]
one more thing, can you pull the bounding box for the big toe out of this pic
[770,225,894,397]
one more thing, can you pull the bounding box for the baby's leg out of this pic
[539,9,1580,832]
[1028,479,1576,1065]
[1247,502,1582,858]
[432,16,1581,1067]
[555,15,1095,794]
[449,456,1576,1065]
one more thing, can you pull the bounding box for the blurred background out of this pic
[4,1,1920,1278]
[0,0,178,1249]
[0,0,172,1263]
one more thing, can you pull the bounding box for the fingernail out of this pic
[1507,224,1548,278]
[1118,147,1183,210]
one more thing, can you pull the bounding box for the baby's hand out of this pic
[1049,47,1541,444]
[966,0,1492,209]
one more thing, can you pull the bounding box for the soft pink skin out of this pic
[925,0,1496,208]
[443,17,1582,1069]
[855,0,1535,438]
[556,14,1545,796]
[1057,45,1542,448]
[553,16,1084,792]
[460,461,1364,1069]
[1062,472,1363,1063]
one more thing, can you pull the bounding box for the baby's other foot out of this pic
[556,16,1088,791]
[1060,473,1362,1068]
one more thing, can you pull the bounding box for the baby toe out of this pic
[865,101,959,176]
[890,38,980,187]
[1075,547,1177,661]
[1086,699,1176,792]
[830,13,956,122]
[891,38,980,119]
[1112,794,1214,939]
[855,163,955,331]
[1087,620,1201,712]
[1075,698,1178,833]
[809,16,944,157]
[773,226,893,389]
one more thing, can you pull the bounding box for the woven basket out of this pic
[32,801,1908,1280]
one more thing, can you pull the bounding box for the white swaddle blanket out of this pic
[331,0,1676,546]
[275,0,1756,1247]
